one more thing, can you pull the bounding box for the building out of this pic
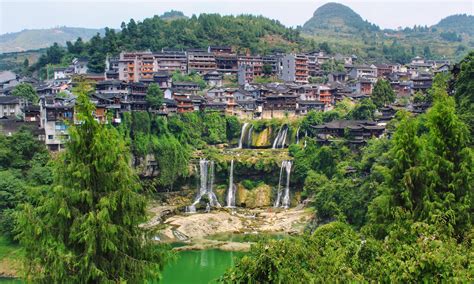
[187,51,217,74]
[40,95,75,151]
[412,75,433,93]
[155,50,187,73]
[349,65,378,79]
[319,85,333,105]
[312,120,385,145]
[0,96,24,118]
[203,71,223,87]
[262,94,298,119]
[279,54,309,84]
[72,57,89,74]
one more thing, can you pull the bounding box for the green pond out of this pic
[158,249,244,284]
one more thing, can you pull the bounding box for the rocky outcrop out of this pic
[236,183,272,208]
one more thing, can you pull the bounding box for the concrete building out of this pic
[0,96,24,118]
[280,54,309,84]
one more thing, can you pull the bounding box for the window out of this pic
[48,135,54,140]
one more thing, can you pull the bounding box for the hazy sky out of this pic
[0,0,473,34]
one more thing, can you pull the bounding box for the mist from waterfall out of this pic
[226,160,236,207]
[186,159,221,213]
[274,160,292,208]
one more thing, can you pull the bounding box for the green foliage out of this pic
[371,79,395,108]
[146,83,164,110]
[225,116,240,141]
[152,135,190,189]
[172,71,206,89]
[454,51,474,137]
[350,98,376,120]
[11,82,38,104]
[16,82,170,282]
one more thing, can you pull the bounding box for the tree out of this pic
[371,79,395,108]
[350,98,376,120]
[453,52,474,137]
[146,83,164,110]
[16,82,169,282]
[262,64,273,76]
[319,42,332,54]
[11,83,38,104]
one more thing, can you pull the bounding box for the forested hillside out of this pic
[301,3,473,63]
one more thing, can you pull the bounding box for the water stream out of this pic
[187,159,221,213]
[237,123,249,149]
[226,160,236,207]
[273,160,292,208]
[272,125,288,149]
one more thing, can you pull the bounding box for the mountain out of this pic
[160,10,188,21]
[433,14,474,36]
[302,2,379,35]
[0,27,104,53]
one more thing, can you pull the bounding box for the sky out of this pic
[0,0,473,35]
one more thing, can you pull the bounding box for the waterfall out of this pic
[206,160,221,207]
[187,159,221,213]
[272,125,288,149]
[274,160,292,208]
[238,123,249,149]
[281,161,292,208]
[246,125,254,148]
[296,127,300,144]
[272,126,282,149]
[226,160,236,207]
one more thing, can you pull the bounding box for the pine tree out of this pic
[16,82,169,282]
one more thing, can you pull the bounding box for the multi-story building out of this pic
[280,54,309,84]
[187,50,217,74]
[318,85,333,105]
[349,65,378,79]
[118,52,141,83]
[155,50,187,73]
[40,95,75,151]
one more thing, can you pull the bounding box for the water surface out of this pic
[159,249,244,284]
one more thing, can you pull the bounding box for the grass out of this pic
[0,236,22,279]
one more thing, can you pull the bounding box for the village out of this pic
[0,46,450,151]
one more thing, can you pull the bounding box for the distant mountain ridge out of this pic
[433,14,474,35]
[0,27,104,53]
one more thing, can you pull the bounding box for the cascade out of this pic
[187,159,221,213]
[280,127,288,149]
[238,123,249,149]
[274,160,292,208]
[226,160,236,207]
[281,160,293,208]
[206,160,221,207]
[272,126,282,149]
[246,125,254,148]
[272,125,288,149]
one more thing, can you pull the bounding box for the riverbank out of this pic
[154,206,313,251]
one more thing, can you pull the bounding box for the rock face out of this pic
[236,183,272,208]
